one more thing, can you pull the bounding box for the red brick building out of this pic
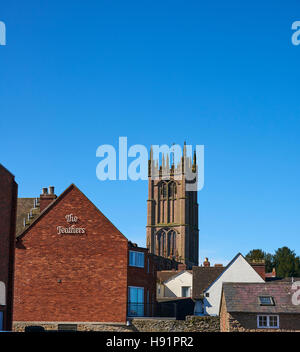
[14,184,129,329]
[0,164,18,331]
[127,243,156,317]
[14,184,175,331]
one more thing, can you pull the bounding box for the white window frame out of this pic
[129,251,145,268]
[257,315,279,329]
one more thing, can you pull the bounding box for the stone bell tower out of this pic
[146,144,199,268]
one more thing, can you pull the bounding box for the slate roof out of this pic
[222,281,300,314]
[16,198,40,237]
[192,266,225,299]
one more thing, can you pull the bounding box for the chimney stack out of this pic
[249,259,266,281]
[178,263,187,271]
[203,258,210,267]
[40,186,57,212]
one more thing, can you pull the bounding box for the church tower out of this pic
[146,144,199,268]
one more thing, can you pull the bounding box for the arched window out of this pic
[155,229,176,258]
[155,229,167,256]
[167,230,176,257]
[159,181,168,199]
[168,181,177,198]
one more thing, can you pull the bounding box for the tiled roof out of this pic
[192,266,225,299]
[222,281,300,314]
[16,198,40,237]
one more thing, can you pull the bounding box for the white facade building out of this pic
[157,270,193,299]
[194,253,265,316]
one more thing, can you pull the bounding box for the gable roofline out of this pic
[203,252,264,293]
[163,270,192,284]
[16,183,128,242]
[203,253,242,293]
[0,163,15,178]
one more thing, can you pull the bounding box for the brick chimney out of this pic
[249,260,266,281]
[265,267,276,279]
[178,263,187,271]
[40,186,57,212]
[203,258,210,267]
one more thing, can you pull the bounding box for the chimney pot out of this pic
[203,258,210,267]
[40,186,57,212]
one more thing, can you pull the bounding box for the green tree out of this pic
[245,249,274,273]
[273,247,300,278]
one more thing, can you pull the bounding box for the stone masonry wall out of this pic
[228,312,300,332]
[131,316,220,332]
[13,322,133,332]
[14,316,220,332]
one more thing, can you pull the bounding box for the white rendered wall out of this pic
[203,255,264,316]
[163,271,193,298]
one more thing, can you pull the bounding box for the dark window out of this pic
[168,181,177,198]
[182,286,191,297]
[259,296,274,306]
[58,324,77,331]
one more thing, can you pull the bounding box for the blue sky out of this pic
[1,1,300,265]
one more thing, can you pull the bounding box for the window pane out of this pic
[258,316,267,327]
[259,296,273,305]
[129,251,144,267]
[182,287,191,297]
[128,287,144,317]
[138,252,144,267]
[129,287,137,302]
[269,316,278,327]
[129,251,134,266]
[138,288,144,303]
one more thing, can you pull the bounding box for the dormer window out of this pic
[258,296,275,306]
